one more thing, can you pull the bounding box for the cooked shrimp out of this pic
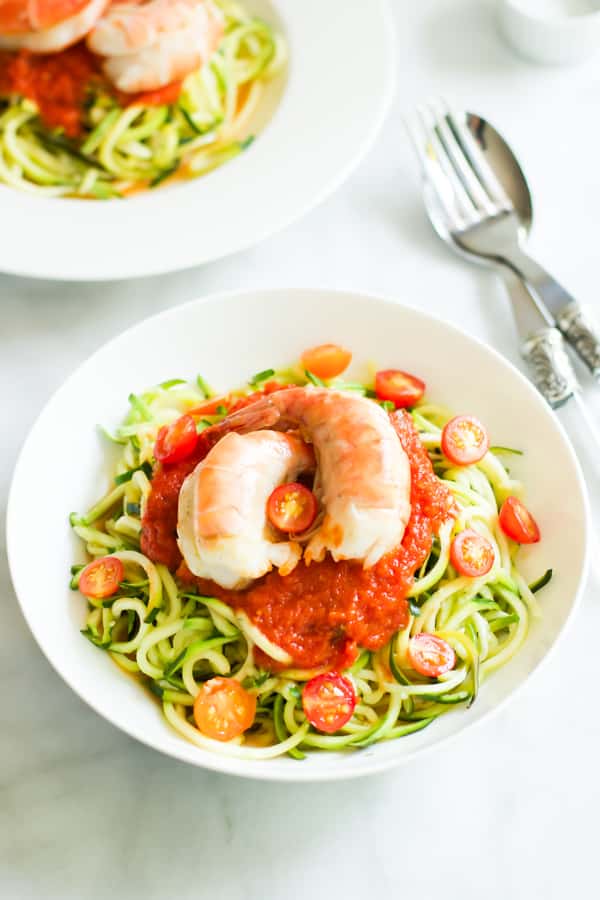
[200,387,412,569]
[0,0,109,53]
[178,430,315,590]
[87,0,224,93]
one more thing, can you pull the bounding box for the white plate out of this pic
[0,0,395,281]
[7,288,590,781]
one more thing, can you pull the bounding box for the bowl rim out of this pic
[502,0,600,27]
[6,287,592,781]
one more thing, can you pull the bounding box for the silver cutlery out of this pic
[405,101,600,380]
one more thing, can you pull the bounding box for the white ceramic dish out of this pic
[0,0,395,282]
[498,0,600,65]
[7,288,590,781]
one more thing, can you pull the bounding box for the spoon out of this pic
[454,112,600,378]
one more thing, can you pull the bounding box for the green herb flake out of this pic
[159,378,187,389]
[408,600,422,617]
[115,461,153,485]
[249,368,275,387]
[304,369,325,387]
[196,375,212,398]
[529,569,553,594]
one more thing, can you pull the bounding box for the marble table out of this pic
[2,2,599,897]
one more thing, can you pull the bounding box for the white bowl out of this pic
[7,288,590,781]
[0,0,395,281]
[498,0,600,65]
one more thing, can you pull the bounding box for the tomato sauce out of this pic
[0,44,102,137]
[142,404,455,671]
[0,42,183,139]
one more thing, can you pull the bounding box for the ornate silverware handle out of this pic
[521,327,578,409]
[508,249,600,377]
[556,302,600,378]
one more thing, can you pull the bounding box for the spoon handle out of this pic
[505,247,600,377]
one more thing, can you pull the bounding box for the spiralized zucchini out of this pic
[0,1,285,198]
[70,368,549,760]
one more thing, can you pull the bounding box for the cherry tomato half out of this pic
[302,672,357,733]
[301,344,352,380]
[79,556,124,599]
[193,677,257,742]
[441,415,489,466]
[267,482,318,534]
[450,529,495,577]
[375,369,426,408]
[154,414,198,464]
[408,633,456,678]
[499,496,541,544]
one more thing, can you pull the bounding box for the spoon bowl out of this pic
[465,112,533,233]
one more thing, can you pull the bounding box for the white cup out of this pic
[498,0,600,64]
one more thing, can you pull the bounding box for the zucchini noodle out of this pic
[0,1,285,198]
[70,367,551,760]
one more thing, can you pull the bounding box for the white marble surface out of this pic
[2,1,600,897]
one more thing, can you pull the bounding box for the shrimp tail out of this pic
[199,396,282,450]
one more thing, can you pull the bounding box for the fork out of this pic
[405,100,600,380]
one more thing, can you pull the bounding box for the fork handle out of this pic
[504,248,600,377]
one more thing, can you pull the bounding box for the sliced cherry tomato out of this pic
[375,369,426,408]
[499,496,541,544]
[301,344,352,380]
[154,414,198,464]
[450,529,495,577]
[79,556,124,599]
[408,633,456,678]
[267,482,318,534]
[441,415,489,466]
[193,676,257,741]
[302,672,357,733]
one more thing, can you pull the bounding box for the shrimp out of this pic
[0,0,109,53]
[87,0,224,93]
[199,387,412,569]
[178,430,316,590]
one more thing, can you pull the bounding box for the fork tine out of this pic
[405,105,478,230]
[440,100,512,211]
[427,99,497,216]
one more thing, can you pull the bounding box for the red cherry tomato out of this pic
[375,369,426,408]
[499,496,541,544]
[302,672,357,733]
[79,556,124,599]
[450,529,495,577]
[408,633,456,678]
[193,677,257,741]
[267,482,318,534]
[441,415,489,466]
[154,414,198,464]
[301,344,352,380]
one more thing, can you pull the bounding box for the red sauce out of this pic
[142,405,455,671]
[140,441,209,570]
[0,42,184,139]
[222,411,455,669]
[131,80,183,108]
[0,44,102,137]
